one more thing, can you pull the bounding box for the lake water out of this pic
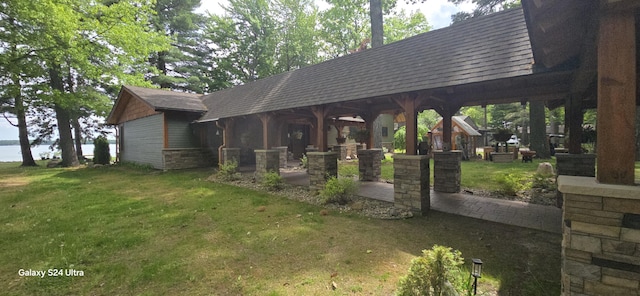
[0,144,117,162]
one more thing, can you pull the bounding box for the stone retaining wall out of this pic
[162,148,213,170]
[434,151,461,193]
[393,154,429,215]
[255,150,280,178]
[307,152,338,192]
[559,176,640,295]
[357,149,382,181]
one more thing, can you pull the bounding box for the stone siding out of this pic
[222,148,241,165]
[434,151,461,193]
[559,176,640,295]
[393,154,430,215]
[274,146,288,168]
[357,149,382,181]
[162,148,214,170]
[307,152,338,192]
[255,150,280,178]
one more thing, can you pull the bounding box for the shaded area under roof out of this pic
[199,7,536,122]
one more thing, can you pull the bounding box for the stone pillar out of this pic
[255,150,280,178]
[555,153,596,208]
[222,148,241,165]
[333,145,347,161]
[558,176,640,296]
[357,148,382,181]
[307,152,338,192]
[393,154,430,215]
[433,151,462,193]
[305,146,318,154]
[274,146,288,168]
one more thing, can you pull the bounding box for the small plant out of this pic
[494,173,526,196]
[261,171,284,191]
[396,245,471,296]
[530,173,556,191]
[319,176,358,205]
[217,160,240,181]
[93,136,111,165]
[300,155,308,169]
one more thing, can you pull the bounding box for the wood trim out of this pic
[163,113,168,149]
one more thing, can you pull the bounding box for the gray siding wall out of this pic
[167,117,198,148]
[121,114,164,169]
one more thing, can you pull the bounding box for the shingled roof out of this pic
[198,7,534,122]
[121,85,206,112]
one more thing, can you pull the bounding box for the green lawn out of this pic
[0,162,560,295]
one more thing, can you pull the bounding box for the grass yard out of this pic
[0,162,561,295]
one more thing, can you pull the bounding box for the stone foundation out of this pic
[222,148,241,165]
[393,154,430,215]
[307,152,338,192]
[558,176,640,295]
[274,146,288,168]
[255,150,280,178]
[162,148,213,170]
[357,149,382,181]
[333,145,348,160]
[434,151,461,193]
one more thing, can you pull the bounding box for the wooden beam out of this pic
[258,113,272,149]
[311,106,329,152]
[566,95,583,154]
[393,94,418,155]
[596,10,636,185]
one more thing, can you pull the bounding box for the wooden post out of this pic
[311,106,329,152]
[596,10,636,185]
[394,95,418,155]
[567,95,583,154]
[258,113,272,149]
[436,104,460,152]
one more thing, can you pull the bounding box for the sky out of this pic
[0,0,471,140]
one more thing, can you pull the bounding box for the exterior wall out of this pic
[559,176,640,295]
[118,93,160,123]
[162,148,213,170]
[120,114,164,169]
[166,113,200,149]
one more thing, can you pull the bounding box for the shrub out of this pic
[261,171,284,191]
[93,136,111,165]
[530,173,556,191]
[494,173,526,196]
[300,155,308,169]
[397,245,470,296]
[319,176,358,205]
[217,160,240,181]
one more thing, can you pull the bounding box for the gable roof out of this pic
[107,86,206,124]
[198,7,535,122]
[431,116,481,137]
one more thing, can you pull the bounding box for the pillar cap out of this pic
[558,175,640,199]
[254,149,280,153]
[306,152,338,156]
[393,154,429,160]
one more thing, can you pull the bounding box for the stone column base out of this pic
[393,154,430,216]
[274,146,288,168]
[255,150,280,178]
[558,176,640,296]
[434,151,461,193]
[358,149,382,181]
[333,145,347,160]
[222,148,241,165]
[307,152,338,192]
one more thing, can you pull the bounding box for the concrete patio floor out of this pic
[280,169,562,234]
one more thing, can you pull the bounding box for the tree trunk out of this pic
[72,115,84,159]
[369,0,383,48]
[49,65,79,167]
[530,101,550,158]
[15,93,36,166]
[370,0,384,150]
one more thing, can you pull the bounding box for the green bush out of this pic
[319,176,358,205]
[93,136,111,165]
[397,245,470,296]
[261,171,284,191]
[494,173,526,196]
[217,160,240,181]
[300,155,308,169]
[530,173,556,191]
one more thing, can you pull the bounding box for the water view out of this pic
[0,144,116,162]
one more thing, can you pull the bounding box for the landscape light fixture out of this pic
[471,258,483,295]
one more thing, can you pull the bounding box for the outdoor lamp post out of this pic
[471,258,483,295]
